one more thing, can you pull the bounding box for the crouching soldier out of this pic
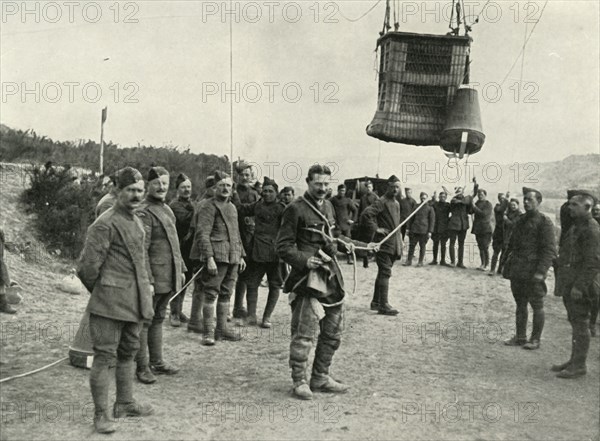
[276,164,370,400]
[195,171,246,345]
[135,167,185,384]
[77,167,154,434]
[552,191,600,378]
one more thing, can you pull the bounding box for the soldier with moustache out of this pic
[233,162,260,319]
[187,176,216,334]
[503,187,556,350]
[168,173,194,327]
[134,167,185,384]
[361,175,404,315]
[194,171,246,345]
[234,177,285,328]
[77,167,154,434]
[552,191,600,377]
[429,191,451,266]
[276,164,369,400]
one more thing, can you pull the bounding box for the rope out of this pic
[338,0,383,23]
[498,0,548,88]
[0,357,68,384]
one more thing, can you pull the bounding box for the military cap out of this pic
[420,191,428,198]
[235,160,252,173]
[115,167,143,189]
[569,190,597,205]
[175,173,190,189]
[205,176,216,189]
[338,184,346,190]
[148,166,169,182]
[262,176,278,192]
[522,187,542,202]
[213,170,231,183]
[388,175,400,183]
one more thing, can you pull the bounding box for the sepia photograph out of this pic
[1,1,599,439]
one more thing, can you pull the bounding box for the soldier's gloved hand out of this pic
[239,258,246,273]
[570,286,583,301]
[533,272,545,282]
[207,257,218,276]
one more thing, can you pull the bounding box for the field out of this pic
[1,163,599,441]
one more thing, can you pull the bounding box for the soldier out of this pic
[0,228,17,314]
[194,171,246,345]
[187,177,217,334]
[330,184,357,239]
[280,186,295,205]
[592,202,600,336]
[489,192,509,275]
[471,188,494,271]
[404,192,435,267]
[361,175,403,315]
[559,190,578,247]
[276,164,367,400]
[233,162,260,319]
[330,184,358,264]
[497,198,522,275]
[447,186,473,269]
[168,173,195,327]
[234,177,285,328]
[552,191,600,378]
[135,167,185,384]
[77,167,154,434]
[95,173,118,218]
[399,188,418,241]
[358,181,379,268]
[503,187,556,350]
[430,191,450,266]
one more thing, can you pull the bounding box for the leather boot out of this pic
[557,320,590,379]
[233,280,247,318]
[135,325,155,383]
[551,326,573,371]
[90,360,114,433]
[216,301,242,341]
[449,245,456,265]
[457,242,465,268]
[524,306,545,350]
[147,319,164,367]
[246,286,259,326]
[0,294,16,314]
[371,280,380,311]
[290,335,312,400]
[115,359,135,405]
[377,278,398,316]
[187,283,204,333]
[261,287,280,328]
[202,302,216,346]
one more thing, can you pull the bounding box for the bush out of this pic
[21,165,98,259]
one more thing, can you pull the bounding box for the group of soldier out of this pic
[1,160,598,434]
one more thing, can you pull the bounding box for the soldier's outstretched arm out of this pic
[77,224,111,293]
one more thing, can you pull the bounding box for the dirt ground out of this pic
[1,164,599,441]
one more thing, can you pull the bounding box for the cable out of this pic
[229,0,234,177]
[499,0,548,87]
[0,357,68,384]
[338,0,384,23]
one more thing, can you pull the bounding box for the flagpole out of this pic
[100,106,107,175]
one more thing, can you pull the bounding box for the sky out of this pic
[1,1,599,190]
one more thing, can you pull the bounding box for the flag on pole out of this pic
[101,107,108,124]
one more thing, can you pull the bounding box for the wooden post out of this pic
[100,107,107,174]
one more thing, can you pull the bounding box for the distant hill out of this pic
[531,154,600,198]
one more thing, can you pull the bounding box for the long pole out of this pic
[229,0,234,177]
[100,106,107,174]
